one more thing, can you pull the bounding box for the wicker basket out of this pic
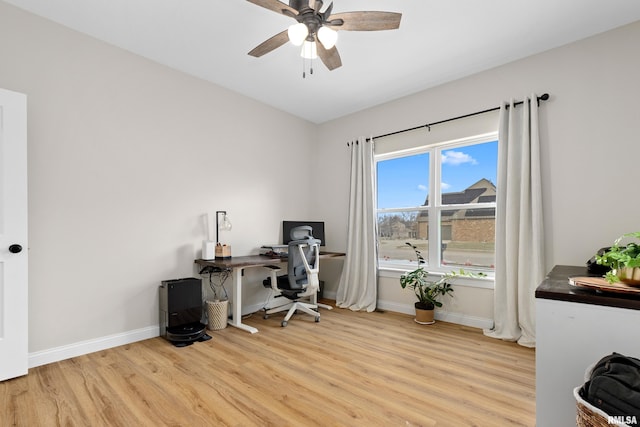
[206,300,228,331]
[574,387,631,427]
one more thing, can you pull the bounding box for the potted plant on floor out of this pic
[596,231,640,284]
[400,242,485,324]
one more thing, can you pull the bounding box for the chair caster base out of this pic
[281,320,288,327]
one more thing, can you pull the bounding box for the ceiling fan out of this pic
[246,0,402,72]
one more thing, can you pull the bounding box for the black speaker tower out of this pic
[159,277,210,346]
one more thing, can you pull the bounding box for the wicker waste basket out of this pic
[574,386,632,427]
[206,300,228,331]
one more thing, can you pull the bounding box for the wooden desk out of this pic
[195,252,345,333]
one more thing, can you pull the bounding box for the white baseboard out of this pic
[27,297,492,368]
[28,325,160,369]
[324,291,493,330]
[323,290,337,300]
[376,300,494,330]
[433,310,494,330]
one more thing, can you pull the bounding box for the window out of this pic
[376,133,498,272]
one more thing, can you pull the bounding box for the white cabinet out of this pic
[536,265,640,426]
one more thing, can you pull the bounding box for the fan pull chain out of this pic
[302,57,314,79]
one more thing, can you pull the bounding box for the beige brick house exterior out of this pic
[417,178,496,243]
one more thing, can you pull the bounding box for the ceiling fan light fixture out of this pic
[317,26,338,49]
[300,40,318,59]
[288,23,308,46]
[247,0,401,73]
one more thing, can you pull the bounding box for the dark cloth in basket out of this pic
[580,352,640,424]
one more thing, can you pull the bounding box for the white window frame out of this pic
[376,132,498,284]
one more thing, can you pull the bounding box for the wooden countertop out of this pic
[535,265,640,310]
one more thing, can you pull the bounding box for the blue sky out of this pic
[377,140,498,209]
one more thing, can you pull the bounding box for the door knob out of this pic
[9,244,22,254]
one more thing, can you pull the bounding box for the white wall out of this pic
[314,21,640,323]
[2,0,639,359]
[0,2,317,355]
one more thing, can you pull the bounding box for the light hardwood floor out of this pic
[2,302,535,426]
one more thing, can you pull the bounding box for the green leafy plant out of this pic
[596,232,640,283]
[400,243,486,309]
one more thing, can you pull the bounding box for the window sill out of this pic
[378,266,495,290]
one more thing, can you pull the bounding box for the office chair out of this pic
[263,226,321,327]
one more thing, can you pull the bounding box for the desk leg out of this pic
[310,292,333,310]
[228,267,258,334]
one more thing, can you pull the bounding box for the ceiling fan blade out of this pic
[246,0,298,17]
[317,42,342,70]
[248,30,290,57]
[322,2,333,19]
[327,11,401,31]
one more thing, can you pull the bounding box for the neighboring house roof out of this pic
[477,195,496,203]
[423,178,496,206]
[464,208,496,217]
[443,188,486,205]
[419,178,496,220]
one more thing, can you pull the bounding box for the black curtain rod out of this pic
[365,93,550,143]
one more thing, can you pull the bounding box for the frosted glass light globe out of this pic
[288,23,308,46]
[318,26,338,49]
[300,40,318,59]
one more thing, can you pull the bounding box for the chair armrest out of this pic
[264,265,282,293]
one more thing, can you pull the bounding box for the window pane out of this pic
[440,141,497,205]
[376,134,497,272]
[441,210,495,269]
[377,152,429,209]
[378,211,428,266]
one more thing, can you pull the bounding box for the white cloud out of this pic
[442,150,478,166]
[417,184,428,191]
[441,182,451,190]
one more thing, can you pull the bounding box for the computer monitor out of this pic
[282,220,325,247]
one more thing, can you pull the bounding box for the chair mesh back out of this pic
[287,226,320,289]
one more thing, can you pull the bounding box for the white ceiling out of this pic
[5,0,640,123]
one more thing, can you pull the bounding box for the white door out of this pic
[0,88,28,382]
